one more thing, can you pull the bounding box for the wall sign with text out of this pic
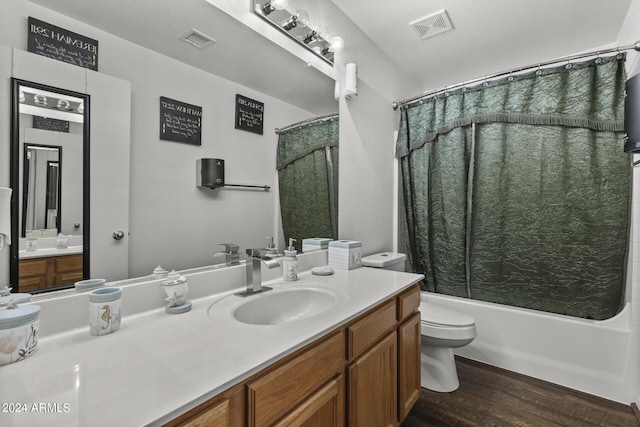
[27,17,99,71]
[235,94,264,135]
[33,116,70,133]
[159,97,202,146]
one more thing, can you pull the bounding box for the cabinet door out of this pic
[274,375,344,427]
[347,332,398,427]
[398,312,421,421]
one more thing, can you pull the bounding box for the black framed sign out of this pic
[235,94,264,135]
[33,116,70,133]
[28,17,98,71]
[159,97,202,146]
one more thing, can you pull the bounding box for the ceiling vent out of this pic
[182,29,216,49]
[409,10,453,40]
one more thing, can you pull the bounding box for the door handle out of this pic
[112,230,125,240]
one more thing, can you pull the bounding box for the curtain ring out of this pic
[444,85,450,97]
[595,52,602,65]
[482,77,489,88]
[536,65,542,76]
[507,71,514,82]
[565,59,573,70]
[616,48,623,60]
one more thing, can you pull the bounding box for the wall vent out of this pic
[409,10,453,40]
[182,29,216,49]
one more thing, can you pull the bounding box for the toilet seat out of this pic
[420,302,475,327]
[420,303,476,340]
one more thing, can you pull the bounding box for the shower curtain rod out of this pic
[275,112,338,134]
[392,41,640,110]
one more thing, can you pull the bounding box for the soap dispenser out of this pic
[265,236,277,256]
[283,238,298,282]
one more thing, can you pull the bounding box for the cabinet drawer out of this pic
[54,272,84,286]
[181,399,229,427]
[19,259,48,277]
[247,330,344,427]
[397,285,420,322]
[54,254,83,273]
[347,299,396,361]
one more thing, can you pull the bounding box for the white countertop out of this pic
[19,245,83,259]
[0,267,423,427]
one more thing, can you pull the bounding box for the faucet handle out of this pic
[219,243,239,253]
[246,248,261,257]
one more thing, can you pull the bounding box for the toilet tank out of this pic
[361,252,406,272]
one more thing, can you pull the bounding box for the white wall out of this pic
[321,3,421,256]
[0,0,319,281]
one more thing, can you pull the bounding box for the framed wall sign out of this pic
[27,17,99,71]
[235,94,264,135]
[33,116,70,133]
[159,97,202,146]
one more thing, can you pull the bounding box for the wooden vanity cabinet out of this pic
[165,284,421,427]
[397,286,421,421]
[19,254,83,291]
[346,284,421,427]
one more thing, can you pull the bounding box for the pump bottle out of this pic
[283,238,298,281]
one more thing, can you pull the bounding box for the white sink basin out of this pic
[231,287,339,325]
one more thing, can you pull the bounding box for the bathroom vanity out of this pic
[166,284,421,427]
[0,252,423,427]
[18,253,83,291]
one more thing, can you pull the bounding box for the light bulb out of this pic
[271,0,289,10]
[295,9,310,27]
[329,36,344,53]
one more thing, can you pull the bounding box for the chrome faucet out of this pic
[235,249,280,297]
[217,243,240,266]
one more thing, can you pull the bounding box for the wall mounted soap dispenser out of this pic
[196,158,271,190]
[196,158,225,188]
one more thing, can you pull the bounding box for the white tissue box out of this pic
[302,238,333,252]
[328,240,362,270]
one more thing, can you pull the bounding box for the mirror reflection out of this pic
[10,79,90,293]
[22,144,62,236]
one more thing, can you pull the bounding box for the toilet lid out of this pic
[420,303,475,327]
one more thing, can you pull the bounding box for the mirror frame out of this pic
[10,78,91,293]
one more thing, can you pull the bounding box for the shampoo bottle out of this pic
[283,238,298,282]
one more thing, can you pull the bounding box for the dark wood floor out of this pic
[401,357,639,427]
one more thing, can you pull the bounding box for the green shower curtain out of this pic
[277,117,339,248]
[397,55,630,320]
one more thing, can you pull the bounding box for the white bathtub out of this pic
[420,292,637,404]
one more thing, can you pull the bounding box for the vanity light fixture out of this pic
[252,0,343,66]
[282,15,298,31]
[303,31,317,44]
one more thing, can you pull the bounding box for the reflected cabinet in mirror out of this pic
[10,79,90,293]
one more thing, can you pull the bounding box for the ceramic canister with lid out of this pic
[89,287,122,336]
[0,303,41,366]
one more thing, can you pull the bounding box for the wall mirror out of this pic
[10,78,90,293]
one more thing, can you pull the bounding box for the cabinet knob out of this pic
[112,230,125,240]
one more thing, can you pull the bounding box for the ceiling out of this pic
[331,0,634,95]
[27,0,634,112]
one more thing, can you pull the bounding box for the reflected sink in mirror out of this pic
[228,286,339,325]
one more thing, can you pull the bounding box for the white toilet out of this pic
[361,252,477,393]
